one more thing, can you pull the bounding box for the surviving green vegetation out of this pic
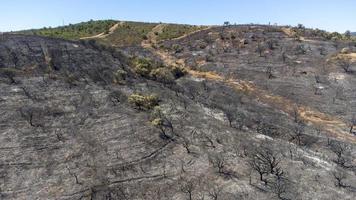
[156,24,204,41]
[128,93,159,110]
[132,57,186,84]
[16,19,205,44]
[17,20,117,40]
[15,20,355,46]
[99,22,157,46]
[290,24,356,41]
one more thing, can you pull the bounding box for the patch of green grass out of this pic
[156,24,204,41]
[99,22,157,46]
[17,20,117,40]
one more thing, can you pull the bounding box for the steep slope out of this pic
[142,25,356,143]
[0,24,356,200]
[157,25,356,140]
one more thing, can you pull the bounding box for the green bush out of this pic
[113,69,127,84]
[133,58,155,77]
[132,57,186,83]
[172,44,183,53]
[171,66,187,78]
[151,118,163,126]
[128,94,159,110]
[150,68,175,84]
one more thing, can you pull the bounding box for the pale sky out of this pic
[0,0,355,33]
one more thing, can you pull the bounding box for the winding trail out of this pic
[143,23,166,45]
[141,24,356,144]
[170,26,213,41]
[80,22,123,40]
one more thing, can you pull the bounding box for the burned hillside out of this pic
[0,23,356,200]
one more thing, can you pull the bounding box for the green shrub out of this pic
[151,118,163,126]
[172,44,183,53]
[113,69,127,84]
[150,67,175,84]
[133,58,155,77]
[128,94,159,110]
[171,66,187,78]
[132,57,186,83]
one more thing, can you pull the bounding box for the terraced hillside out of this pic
[1,22,356,200]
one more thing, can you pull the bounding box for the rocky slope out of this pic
[0,23,356,200]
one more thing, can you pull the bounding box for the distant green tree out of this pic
[223,21,231,26]
[344,30,351,39]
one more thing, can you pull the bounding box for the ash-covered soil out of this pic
[0,25,356,200]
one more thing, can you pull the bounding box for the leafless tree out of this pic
[0,69,17,84]
[290,121,305,145]
[209,153,226,174]
[21,86,37,100]
[332,169,349,188]
[318,46,327,56]
[314,84,323,95]
[63,70,79,88]
[256,42,265,57]
[225,109,235,128]
[208,185,223,200]
[350,114,356,134]
[295,44,307,55]
[329,141,352,168]
[333,85,344,104]
[249,153,269,185]
[66,165,81,185]
[180,179,195,200]
[108,90,127,106]
[266,39,277,50]
[281,51,287,63]
[19,106,44,127]
[268,157,289,199]
[339,59,352,74]
[249,147,281,185]
[266,66,274,79]
[257,120,279,137]
[224,105,246,130]
[152,109,175,140]
[274,166,285,181]
[96,185,128,200]
[235,112,246,130]
[203,135,216,149]
[292,105,300,123]
[182,137,192,154]
[270,176,288,199]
